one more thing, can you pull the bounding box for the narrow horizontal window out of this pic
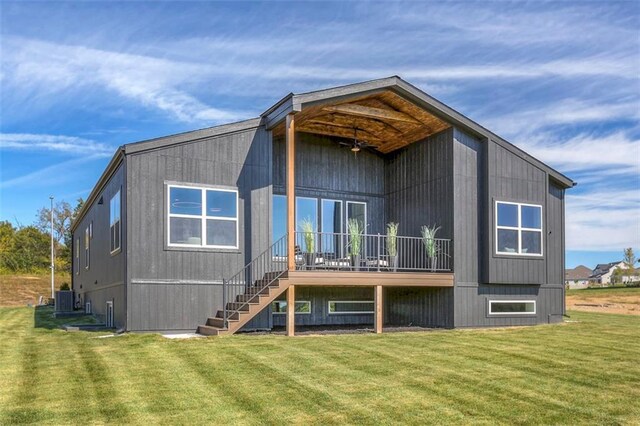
[271,301,311,314]
[328,301,374,314]
[489,300,536,315]
[495,201,543,256]
[167,184,238,249]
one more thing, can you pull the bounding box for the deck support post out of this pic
[286,285,295,336]
[286,113,296,271]
[374,285,383,334]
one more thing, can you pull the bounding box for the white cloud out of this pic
[566,189,640,251]
[0,133,114,156]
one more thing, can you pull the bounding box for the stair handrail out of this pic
[222,234,289,329]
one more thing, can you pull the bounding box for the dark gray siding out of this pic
[454,285,563,327]
[273,133,386,234]
[452,128,483,285]
[451,131,565,327]
[125,126,272,331]
[486,139,547,285]
[385,287,453,328]
[385,129,454,240]
[72,163,126,328]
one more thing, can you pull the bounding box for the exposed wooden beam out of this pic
[285,114,296,271]
[323,104,422,124]
[286,285,295,337]
[374,285,383,334]
[296,123,383,144]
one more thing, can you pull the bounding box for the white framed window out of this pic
[346,201,367,232]
[271,300,311,314]
[84,226,90,269]
[489,300,536,315]
[75,238,80,275]
[495,201,543,256]
[110,189,121,254]
[167,184,238,249]
[328,300,374,314]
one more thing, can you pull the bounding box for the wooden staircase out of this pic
[197,272,290,336]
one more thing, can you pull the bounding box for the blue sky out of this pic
[1,1,638,269]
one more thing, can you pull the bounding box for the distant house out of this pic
[589,261,626,286]
[565,265,591,289]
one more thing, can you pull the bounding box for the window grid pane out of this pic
[496,202,542,256]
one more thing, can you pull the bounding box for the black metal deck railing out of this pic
[292,231,452,272]
[221,232,452,328]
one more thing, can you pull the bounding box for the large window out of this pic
[328,301,374,314]
[110,190,121,254]
[321,199,343,256]
[271,300,311,314]
[495,201,542,256]
[167,184,238,249]
[273,195,286,244]
[489,300,536,315]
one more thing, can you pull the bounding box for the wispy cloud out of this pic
[0,133,114,156]
[0,155,107,189]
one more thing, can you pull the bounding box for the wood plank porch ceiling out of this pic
[272,90,451,154]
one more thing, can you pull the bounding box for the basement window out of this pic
[495,201,542,256]
[328,301,374,314]
[489,300,536,315]
[167,184,238,249]
[110,189,121,254]
[271,301,311,314]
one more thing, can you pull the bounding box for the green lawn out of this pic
[1,307,639,425]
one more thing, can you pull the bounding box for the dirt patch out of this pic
[566,291,640,315]
[0,274,70,306]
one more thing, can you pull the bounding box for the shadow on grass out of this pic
[33,305,99,330]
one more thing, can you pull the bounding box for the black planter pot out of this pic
[304,252,316,269]
[350,254,361,271]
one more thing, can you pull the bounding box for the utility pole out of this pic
[50,196,55,300]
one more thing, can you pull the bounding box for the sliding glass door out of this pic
[321,199,343,257]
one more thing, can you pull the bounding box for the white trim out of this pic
[488,300,537,315]
[328,300,375,314]
[271,300,312,314]
[494,200,543,257]
[166,183,239,249]
[106,301,114,328]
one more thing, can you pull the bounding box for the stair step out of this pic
[226,302,251,311]
[207,317,234,328]
[236,293,269,303]
[197,325,224,336]
[216,310,240,320]
[245,286,272,295]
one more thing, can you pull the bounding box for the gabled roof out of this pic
[262,76,575,188]
[590,261,624,278]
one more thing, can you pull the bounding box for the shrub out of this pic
[60,282,70,291]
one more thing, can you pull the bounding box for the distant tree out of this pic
[34,198,84,273]
[4,226,50,272]
[0,221,16,272]
[623,248,638,282]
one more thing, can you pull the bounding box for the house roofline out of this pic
[262,76,575,188]
[70,147,125,232]
[71,117,263,231]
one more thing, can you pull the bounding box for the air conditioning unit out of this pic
[85,300,92,315]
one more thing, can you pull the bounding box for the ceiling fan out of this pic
[338,127,375,155]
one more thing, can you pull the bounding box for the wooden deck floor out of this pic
[286,271,454,287]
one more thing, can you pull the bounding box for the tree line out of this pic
[0,199,83,274]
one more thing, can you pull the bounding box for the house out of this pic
[565,265,592,289]
[70,76,575,335]
[589,261,635,286]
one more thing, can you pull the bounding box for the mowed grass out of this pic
[1,307,639,425]
[0,273,71,307]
